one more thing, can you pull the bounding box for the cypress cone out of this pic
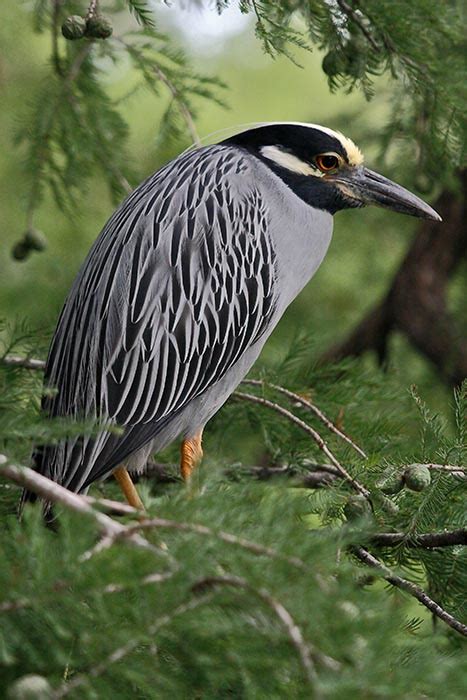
[404,464,432,491]
[86,15,113,39]
[61,15,86,40]
[344,494,372,520]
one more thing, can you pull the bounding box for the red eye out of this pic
[316,154,340,172]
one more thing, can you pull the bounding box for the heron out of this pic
[21,122,441,514]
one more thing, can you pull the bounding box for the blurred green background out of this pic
[0,2,449,418]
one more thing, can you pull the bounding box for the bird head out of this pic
[224,123,441,221]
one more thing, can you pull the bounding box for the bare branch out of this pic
[0,454,168,563]
[370,529,467,548]
[82,494,140,516]
[0,454,121,536]
[1,355,46,370]
[233,390,370,498]
[86,0,99,21]
[352,546,467,637]
[242,379,367,459]
[224,463,340,488]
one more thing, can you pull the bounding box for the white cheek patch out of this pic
[260,145,322,176]
[260,122,364,167]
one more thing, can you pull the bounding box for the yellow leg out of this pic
[113,466,145,510]
[180,430,204,481]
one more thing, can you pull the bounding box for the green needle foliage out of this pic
[237,0,465,186]
[1,1,466,698]
[17,0,225,226]
[1,328,466,697]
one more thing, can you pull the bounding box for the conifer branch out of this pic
[25,41,94,230]
[52,592,217,698]
[191,574,341,684]
[0,454,121,535]
[0,568,175,614]
[0,455,169,562]
[86,517,307,569]
[152,65,202,147]
[233,390,370,497]
[116,37,202,147]
[335,0,380,52]
[65,94,132,195]
[241,379,367,458]
[352,546,467,637]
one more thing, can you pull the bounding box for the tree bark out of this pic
[322,172,467,386]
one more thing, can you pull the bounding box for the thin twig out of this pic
[352,546,467,637]
[65,42,93,83]
[224,463,340,488]
[335,0,380,51]
[52,0,64,77]
[370,529,467,548]
[85,517,307,570]
[66,94,132,194]
[82,494,139,516]
[0,598,31,614]
[233,390,370,497]
[86,0,99,20]
[153,65,201,147]
[116,37,201,147]
[1,355,46,370]
[425,464,467,475]
[102,569,175,595]
[242,379,367,458]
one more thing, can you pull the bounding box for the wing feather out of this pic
[39,146,277,490]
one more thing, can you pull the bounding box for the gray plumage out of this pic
[32,143,333,493]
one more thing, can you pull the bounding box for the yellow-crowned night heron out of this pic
[21,122,441,512]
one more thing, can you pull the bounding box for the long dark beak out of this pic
[330,167,442,221]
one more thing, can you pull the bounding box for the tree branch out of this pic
[190,574,340,686]
[0,454,121,536]
[86,0,99,21]
[233,390,370,497]
[351,546,467,637]
[335,0,380,51]
[0,454,169,562]
[1,355,46,370]
[241,379,367,458]
[370,529,467,548]
[52,592,216,698]
[86,516,307,570]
